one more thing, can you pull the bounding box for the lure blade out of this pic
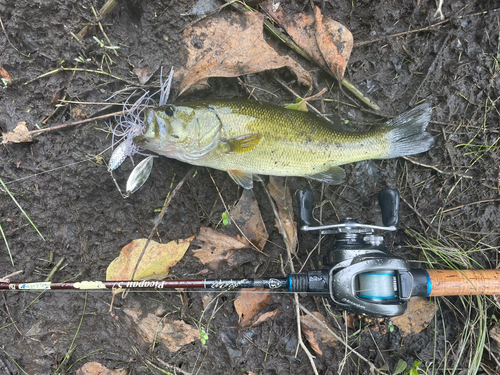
[108,141,128,172]
[125,156,154,195]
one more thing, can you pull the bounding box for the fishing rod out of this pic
[2,188,500,317]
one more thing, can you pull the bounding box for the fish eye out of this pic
[164,106,175,116]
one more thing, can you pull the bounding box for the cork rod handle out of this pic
[426,269,500,296]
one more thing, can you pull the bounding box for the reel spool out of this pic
[357,271,397,301]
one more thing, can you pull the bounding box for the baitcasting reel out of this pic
[292,187,428,317]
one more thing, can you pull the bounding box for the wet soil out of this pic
[1,1,500,374]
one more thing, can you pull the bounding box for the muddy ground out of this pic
[1,0,500,374]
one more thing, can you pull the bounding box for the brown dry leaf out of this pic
[234,289,273,328]
[300,311,338,356]
[227,189,269,251]
[268,176,297,254]
[0,62,13,85]
[391,297,435,337]
[132,66,157,85]
[178,11,312,95]
[192,227,249,269]
[345,313,355,329]
[489,320,500,351]
[75,362,126,375]
[106,237,193,282]
[123,308,200,352]
[252,309,280,327]
[265,3,353,82]
[1,122,32,144]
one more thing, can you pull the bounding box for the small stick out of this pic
[342,79,380,111]
[98,21,119,57]
[26,110,129,137]
[0,15,29,57]
[45,257,65,282]
[24,67,135,86]
[441,198,500,214]
[75,0,118,41]
[0,270,23,282]
[403,156,473,179]
[355,19,450,47]
[2,294,23,337]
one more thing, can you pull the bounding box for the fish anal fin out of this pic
[225,134,262,153]
[307,166,346,185]
[227,170,254,189]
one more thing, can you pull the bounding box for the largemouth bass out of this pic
[134,100,434,189]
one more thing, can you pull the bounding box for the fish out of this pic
[133,99,434,189]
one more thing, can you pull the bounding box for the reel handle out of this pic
[296,186,314,229]
[378,188,400,227]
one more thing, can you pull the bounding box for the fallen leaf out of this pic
[106,237,193,282]
[252,309,280,327]
[123,308,200,352]
[345,313,355,329]
[391,297,435,337]
[0,62,13,85]
[75,362,126,375]
[300,311,338,356]
[234,289,273,328]
[490,320,500,351]
[192,227,249,269]
[1,122,32,144]
[227,189,269,251]
[178,11,312,95]
[265,3,353,82]
[268,176,297,254]
[132,66,157,85]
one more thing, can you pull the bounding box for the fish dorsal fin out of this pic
[307,166,346,184]
[224,134,262,153]
[227,170,253,189]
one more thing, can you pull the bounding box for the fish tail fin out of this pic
[383,103,434,158]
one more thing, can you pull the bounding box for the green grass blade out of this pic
[0,177,45,241]
[0,222,13,265]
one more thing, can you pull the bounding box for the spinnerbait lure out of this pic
[107,67,174,197]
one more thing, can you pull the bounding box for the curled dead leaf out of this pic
[234,289,275,328]
[132,66,158,85]
[265,3,353,82]
[106,237,193,282]
[301,311,338,356]
[1,121,32,144]
[0,62,13,86]
[123,308,200,352]
[178,11,312,95]
[252,309,280,327]
[268,176,297,254]
[227,189,268,251]
[390,297,435,337]
[192,227,249,269]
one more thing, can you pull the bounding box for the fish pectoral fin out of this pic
[227,170,253,189]
[225,134,262,153]
[307,166,346,185]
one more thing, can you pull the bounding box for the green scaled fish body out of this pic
[135,99,434,189]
